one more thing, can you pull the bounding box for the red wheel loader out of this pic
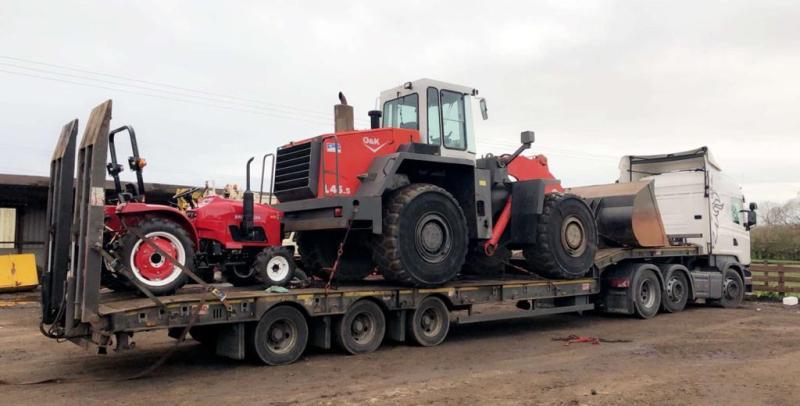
[273,79,668,287]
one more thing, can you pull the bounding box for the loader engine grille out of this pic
[273,141,320,202]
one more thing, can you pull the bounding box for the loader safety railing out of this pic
[749,261,800,295]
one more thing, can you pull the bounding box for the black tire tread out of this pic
[374,183,468,286]
[119,217,195,296]
[522,193,596,279]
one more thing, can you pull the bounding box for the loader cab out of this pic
[379,79,482,160]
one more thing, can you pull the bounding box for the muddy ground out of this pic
[1,292,798,405]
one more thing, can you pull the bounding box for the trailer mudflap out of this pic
[216,323,246,360]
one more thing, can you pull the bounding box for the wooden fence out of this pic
[749,262,800,294]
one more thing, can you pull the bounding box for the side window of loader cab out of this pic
[440,90,467,150]
[427,87,442,145]
[382,93,418,130]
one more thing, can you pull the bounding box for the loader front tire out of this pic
[375,184,468,287]
[523,193,597,279]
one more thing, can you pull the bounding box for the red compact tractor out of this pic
[273,79,665,287]
[46,101,295,298]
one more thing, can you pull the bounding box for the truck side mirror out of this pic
[479,98,488,120]
[745,211,758,230]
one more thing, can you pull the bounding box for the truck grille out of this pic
[273,141,320,201]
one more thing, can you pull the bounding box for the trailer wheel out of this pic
[523,194,597,280]
[376,184,468,287]
[296,230,373,281]
[249,306,308,365]
[661,270,689,313]
[407,296,450,347]
[717,269,744,309]
[633,269,661,319]
[461,244,510,277]
[120,217,195,296]
[333,300,386,354]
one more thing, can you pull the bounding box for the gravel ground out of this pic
[1,292,798,405]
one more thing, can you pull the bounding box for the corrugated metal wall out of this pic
[0,207,48,268]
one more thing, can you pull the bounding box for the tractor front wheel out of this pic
[120,217,195,296]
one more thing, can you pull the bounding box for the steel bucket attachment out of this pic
[567,180,669,248]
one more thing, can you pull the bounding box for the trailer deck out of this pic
[92,246,699,341]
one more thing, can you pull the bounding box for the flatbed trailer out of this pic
[38,105,751,366]
[63,245,736,365]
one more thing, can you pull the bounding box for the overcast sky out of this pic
[1,1,798,203]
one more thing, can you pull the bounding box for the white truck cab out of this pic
[618,147,757,265]
[378,79,486,160]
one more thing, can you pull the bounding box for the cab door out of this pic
[426,87,476,160]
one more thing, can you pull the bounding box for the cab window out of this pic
[426,87,441,145]
[382,93,418,130]
[440,90,466,150]
[730,197,743,224]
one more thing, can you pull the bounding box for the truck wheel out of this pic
[407,296,450,347]
[661,270,689,313]
[120,217,194,296]
[296,230,373,281]
[633,269,661,319]
[523,194,597,280]
[376,184,468,287]
[333,300,386,354]
[461,244,510,277]
[248,306,308,365]
[250,246,296,287]
[717,269,744,309]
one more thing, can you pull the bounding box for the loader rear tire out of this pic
[375,184,468,287]
[523,193,597,280]
[296,230,373,282]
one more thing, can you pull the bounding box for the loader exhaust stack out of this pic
[567,180,669,248]
[334,92,354,133]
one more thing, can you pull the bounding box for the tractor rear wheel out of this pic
[523,193,597,279]
[295,230,373,282]
[375,183,468,287]
[120,217,195,296]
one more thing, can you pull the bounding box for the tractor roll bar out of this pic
[108,125,145,202]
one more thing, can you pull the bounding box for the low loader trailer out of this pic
[39,82,757,366]
[71,246,701,365]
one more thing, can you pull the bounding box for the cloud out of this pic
[0,0,797,203]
